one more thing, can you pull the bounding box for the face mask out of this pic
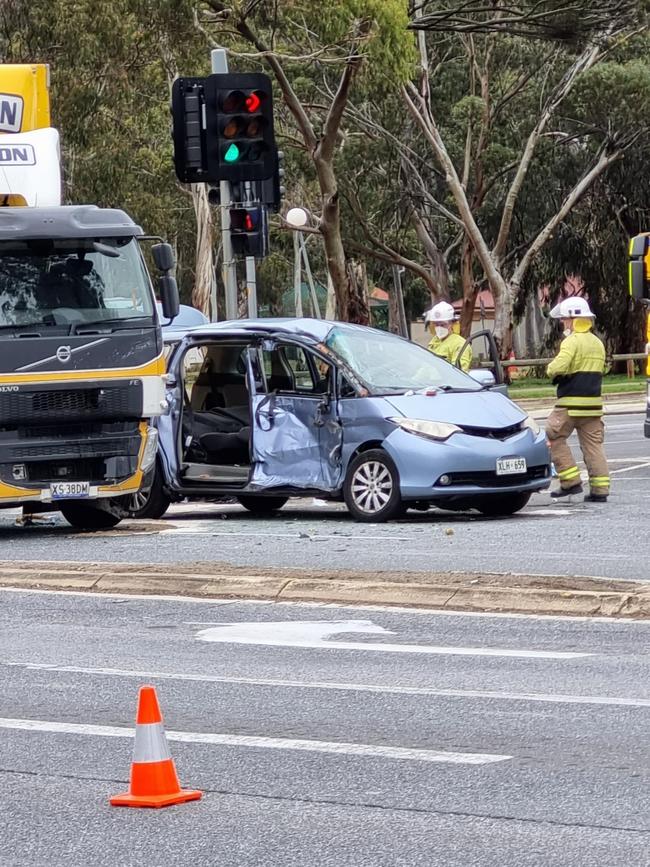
[434,326,449,339]
[563,328,572,338]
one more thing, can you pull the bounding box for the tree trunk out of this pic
[458,241,478,337]
[315,154,369,325]
[494,283,514,357]
[347,258,370,325]
[190,184,215,317]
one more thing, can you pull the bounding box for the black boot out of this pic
[550,484,583,499]
[584,493,608,503]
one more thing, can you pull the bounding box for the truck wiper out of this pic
[72,315,153,334]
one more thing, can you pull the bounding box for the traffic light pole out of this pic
[242,180,258,318]
[211,48,239,320]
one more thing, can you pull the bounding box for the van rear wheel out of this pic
[237,495,288,515]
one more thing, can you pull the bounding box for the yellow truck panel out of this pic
[0,64,50,133]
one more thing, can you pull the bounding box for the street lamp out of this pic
[283,207,320,319]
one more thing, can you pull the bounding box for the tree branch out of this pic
[204,0,318,151]
[510,143,627,289]
[491,38,605,265]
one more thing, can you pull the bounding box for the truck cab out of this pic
[0,64,178,528]
[627,232,650,437]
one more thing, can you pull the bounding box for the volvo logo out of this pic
[56,345,72,364]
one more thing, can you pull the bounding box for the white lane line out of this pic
[6,662,649,709]
[3,585,650,622]
[0,717,509,765]
[610,462,650,475]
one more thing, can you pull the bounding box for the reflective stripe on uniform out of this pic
[589,476,610,486]
[132,721,171,763]
[566,408,604,418]
[556,395,603,407]
[558,466,580,481]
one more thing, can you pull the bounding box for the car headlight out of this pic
[140,426,159,473]
[389,417,461,441]
[521,415,541,436]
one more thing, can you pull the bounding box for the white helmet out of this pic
[550,297,595,319]
[426,301,456,324]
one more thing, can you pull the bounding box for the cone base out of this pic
[110,788,202,809]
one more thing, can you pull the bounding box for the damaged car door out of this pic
[247,340,343,492]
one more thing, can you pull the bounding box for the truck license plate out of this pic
[496,457,527,476]
[50,481,91,499]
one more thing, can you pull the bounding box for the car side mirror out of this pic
[468,369,496,388]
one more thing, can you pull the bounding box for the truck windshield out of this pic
[0,237,154,330]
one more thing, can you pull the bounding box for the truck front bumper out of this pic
[0,422,157,508]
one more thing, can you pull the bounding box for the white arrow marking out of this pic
[195,619,591,659]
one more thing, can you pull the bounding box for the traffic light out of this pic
[260,149,285,213]
[229,205,268,257]
[205,73,276,183]
[171,77,208,184]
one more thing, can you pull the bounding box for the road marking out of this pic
[0,717,510,765]
[3,585,650,623]
[194,619,591,659]
[6,662,649,708]
[610,461,650,476]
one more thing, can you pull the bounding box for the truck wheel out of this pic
[475,492,531,517]
[127,466,171,519]
[237,495,288,515]
[60,501,122,530]
[344,449,403,522]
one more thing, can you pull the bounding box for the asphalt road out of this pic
[0,412,647,582]
[1,590,649,866]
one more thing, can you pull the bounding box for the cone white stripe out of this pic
[132,721,171,764]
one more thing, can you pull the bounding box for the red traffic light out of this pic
[245,92,262,113]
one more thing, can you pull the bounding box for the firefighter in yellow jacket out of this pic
[426,301,472,372]
[546,297,610,503]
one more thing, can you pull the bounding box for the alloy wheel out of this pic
[350,460,394,514]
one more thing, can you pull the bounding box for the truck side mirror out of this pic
[152,242,175,273]
[159,275,180,321]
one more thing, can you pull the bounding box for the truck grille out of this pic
[0,380,142,423]
[9,435,139,461]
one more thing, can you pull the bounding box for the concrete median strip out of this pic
[1,560,650,619]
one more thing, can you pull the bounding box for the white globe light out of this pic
[286,207,308,227]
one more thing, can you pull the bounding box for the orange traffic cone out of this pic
[110,685,202,808]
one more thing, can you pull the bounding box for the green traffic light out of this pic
[224,143,240,163]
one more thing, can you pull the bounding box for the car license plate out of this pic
[496,457,527,476]
[50,481,91,500]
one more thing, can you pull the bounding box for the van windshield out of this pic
[326,325,480,394]
[0,237,154,331]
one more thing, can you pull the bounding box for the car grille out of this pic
[438,465,549,488]
[459,422,523,440]
[0,381,142,423]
